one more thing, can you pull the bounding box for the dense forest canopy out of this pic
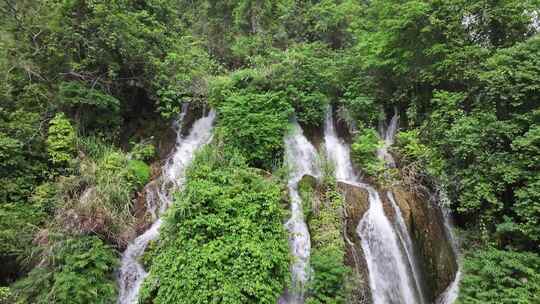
[0,0,539,303]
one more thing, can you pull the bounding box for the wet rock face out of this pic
[337,181,372,304]
[390,186,458,302]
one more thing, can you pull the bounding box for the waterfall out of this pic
[387,191,427,304]
[117,109,216,304]
[357,186,418,304]
[282,119,321,304]
[323,108,421,304]
[376,109,399,168]
[436,189,461,304]
[380,112,427,304]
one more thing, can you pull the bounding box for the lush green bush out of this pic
[0,287,11,304]
[46,137,151,244]
[58,82,121,132]
[351,128,385,178]
[270,44,337,128]
[127,160,151,187]
[458,247,540,304]
[152,37,216,118]
[307,248,350,304]
[0,203,45,261]
[130,141,156,162]
[139,147,290,303]
[14,235,118,304]
[214,90,293,169]
[299,176,351,303]
[394,129,446,179]
[30,182,58,215]
[47,113,76,165]
[306,188,352,304]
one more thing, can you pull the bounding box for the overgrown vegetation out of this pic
[350,128,385,179]
[457,245,540,304]
[13,235,118,304]
[298,173,352,303]
[139,147,289,303]
[1,0,539,302]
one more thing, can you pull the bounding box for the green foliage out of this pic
[30,182,58,215]
[415,36,540,243]
[352,0,540,246]
[395,129,445,177]
[270,44,337,127]
[14,235,118,304]
[58,82,120,111]
[351,128,385,178]
[458,247,540,304]
[0,203,45,258]
[130,141,156,162]
[152,37,216,118]
[96,148,150,190]
[0,87,49,203]
[58,82,121,131]
[307,248,350,304]
[299,176,351,303]
[47,112,76,165]
[173,0,290,65]
[139,147,290,303]
[0,287,11,304]
[127,160,151,187]
[44,137,149,244]
[213,87,293,169]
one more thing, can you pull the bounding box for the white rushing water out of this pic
[283,120,321,304]
[117,109,216,304]
[324,108,421,304]
[376,109,399,168]
[380,112,427,304]
[387,191,427,304]
[436,189,461,304]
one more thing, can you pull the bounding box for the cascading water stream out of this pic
[323,108,421,304]
[379,112,427,304]
[435,189,461,304]
[377,110,399,168]
[117,109,216,304]
[357,186,418,304]
[379,111,461,304]
[387,191,427,304]
[282,120,321,304]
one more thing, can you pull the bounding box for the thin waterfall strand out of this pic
[283,120,321,304]
[436,188,461,304]
[117,110,216,304]
[387,191,427,304]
